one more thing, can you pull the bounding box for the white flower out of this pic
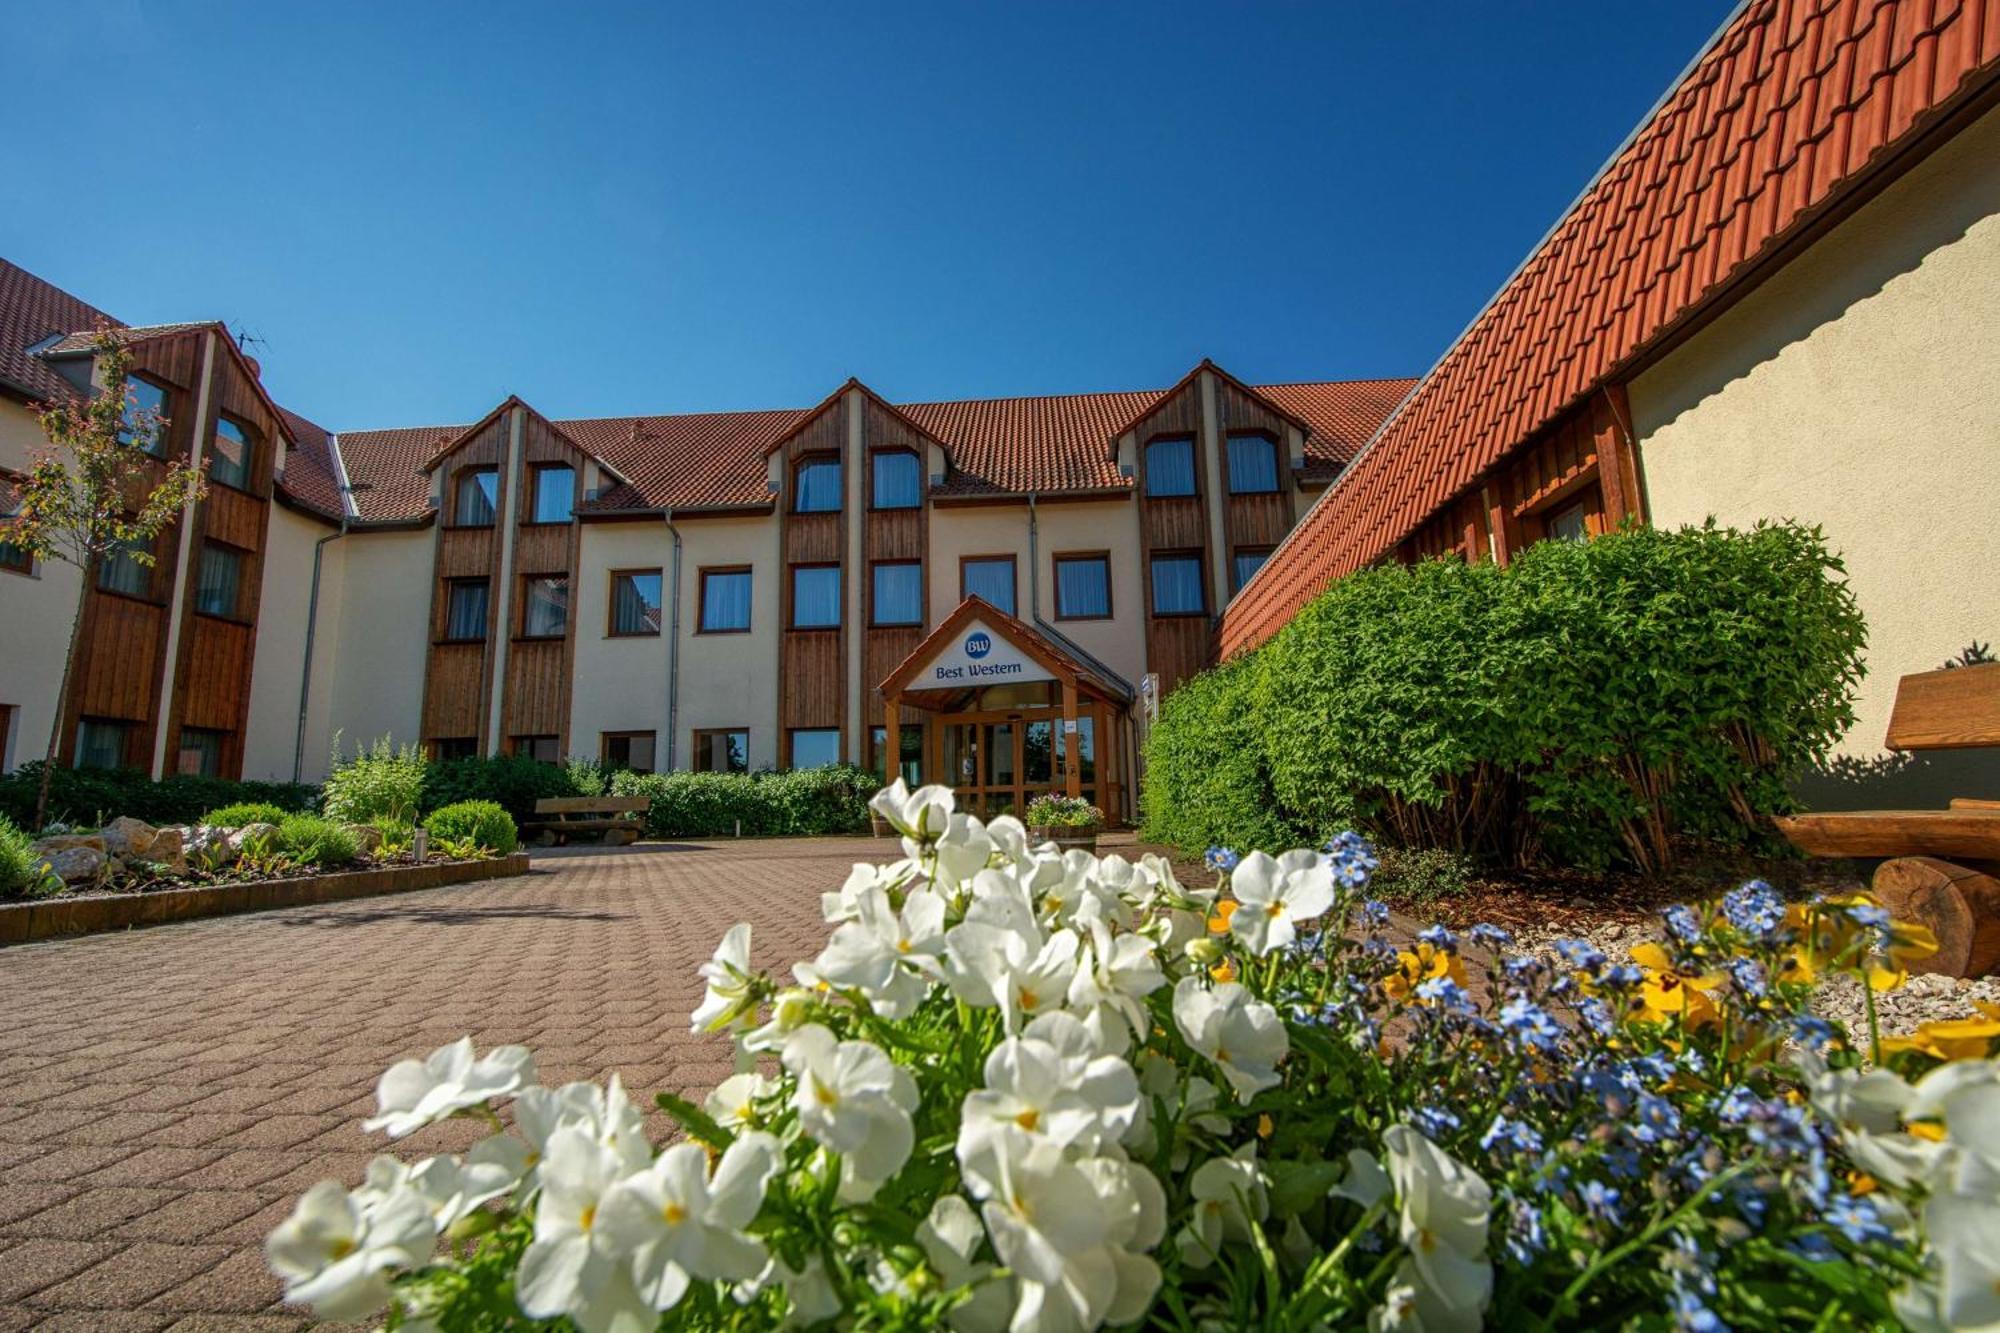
[946,915,1080,1032]
[1076,1156,1167,1324]
[931,813,999,888]
[596,1132,780,1312]
[781,1024,918,1199]
[1094,853,1161,913]
[515,1125,650,1331]
[918,1195,1012,1333]
[1175,1143,1267,1267]
[705,1072,774,1130]
[1922,1191,2000,1328]
[814,885,947,1018]
[1382,1125,1491,1331]
[1333,1148,1392,1208]
[266,1179,436,1322]
[1067,909,1165,1049]
[691,923,758,1033]
[968,1131,1121,1332]
[355,1151,516,1232]
[362,1037,535,1138]
[513,1075,652,1175]
[743,985,820,1053]
[1228,850,1334,956]
[1800,1052,1943,1189]
[986,814,1032,864]
[1172,977,1289,1102]
[1369,1257,1483,1333]
[958,1012,1140,1165]
[871,777,957,842]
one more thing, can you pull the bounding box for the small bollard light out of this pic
[412,827,428,862]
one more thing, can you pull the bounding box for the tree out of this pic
[8,328,207,828]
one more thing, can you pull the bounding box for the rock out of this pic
[184,825,237,868]
[42,845,107,884]
[101,816,159,860]
[144,828,186,876]
[33,833,106,856]
[345,823,383,856]
[227,823,279,856]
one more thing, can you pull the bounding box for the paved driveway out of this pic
[0,836,903,1330]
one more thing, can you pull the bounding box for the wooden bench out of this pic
[522,796,651,847]
[1775,662,2000,976]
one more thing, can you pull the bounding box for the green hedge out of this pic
[199,802,294,829]
[421,755,583,826]
[1144,521,1866,872]
[610,765,875,839]
[0,763,316,832]
[425,800,519,856]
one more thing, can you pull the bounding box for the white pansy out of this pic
[918,1195,1012,1333]
[1383,1125,1491,1331]
[1333,1147,1392,1208]
[1368,1256,1485,1333]
[930,812,999,888]
[266,1179,436,1322]
[355,1151,515,1233]
[946,914,1081,1033]
[958,1012,1140,1165]
[743,985,820,1053]
[1172,977,1289,1102]
[513,1074,652,1174]
[1094,853,1161,913]
[823,861,902,923]
[1227,850,1334,957]
[361,1037,535,1138]
[968,1131,1121,1332]
[1921,1191,2000,1329]
[1067,909,1165,1048]
[780,1024,918,1200]
[1800,1052,1944,1189]
[1077,1156,1168,1323]
[515,1125,649,1330]
[1175,1142,1267,1268]
[691,923,758,1034]
[596,1133,780,1312]
[814,885,947,1018]
[704,1072,774,1130]
[985,813,1031,864]
[871,777,957,842]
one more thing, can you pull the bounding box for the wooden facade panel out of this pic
[785,511,842,564]
[863,628,924,712]
[1224,492,1292,549]
[208,352,285,497]
[1146,617,1212,696]
[423,644,486,738]
[72,597,164,723]
[1142,496,1206,549]
[204,484,265,551]
[513,523,570,574]
[864,507,922,562]
[503,638,568,737]
[128,330,208,466]
[178,618,252,730]
[782,631,843,729]
[436,528,496,580]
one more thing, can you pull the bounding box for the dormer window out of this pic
[530,464,574,524]
[454,467,498,527]
[871,450,921,509]
[1144,437,1196,497]
[794,455,842,513]
[211,415,252,490]
[1225,432,1280,494]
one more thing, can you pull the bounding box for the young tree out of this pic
[7,328,207,828]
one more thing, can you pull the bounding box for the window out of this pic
[698,568,753,633]
[1144,437,1196,497]
[454,468,498,526]
[601,731,656,773]
[610,570,663,636]
[1150,553,1205,616]
[432,736,478,761]
[0,538,24,576]
[793,456,842,513]
[75,718,131,770]
[1226,432,1280,494]
[176,727,226,777]
[871,561,922,627]
[789,728,841,769]
[120,376,167,455]
[211,415,252,490]
[443,578,489,641]
[1544,495,1594,543]
[961,556,1016,615]
[693,728,749,774]
[513,735,560,764]
[870,725,923,787]
[1231,549,1271,594]
[96,536,151,598]
[1054,553,1111,620]
[790,565,841,629]
[530,465,574,524]
[521,576,569,638]
[194,542,244,617]
[871,450,922,509]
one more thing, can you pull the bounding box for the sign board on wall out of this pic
[907,619,1056,688]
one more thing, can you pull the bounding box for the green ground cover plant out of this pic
[199,801,296,829]
[424,800,519,856]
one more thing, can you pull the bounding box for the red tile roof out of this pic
[275,407,348,520]
[1220,0,2000,658]
[0,258,116,403]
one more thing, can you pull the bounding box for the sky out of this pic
[1,1,1733,432]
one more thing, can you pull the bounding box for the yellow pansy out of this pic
[1207,899,1238,935]
[1383,941,1466,1003]
[1880,1004,2000,1062]
[1627,941,1723,1030]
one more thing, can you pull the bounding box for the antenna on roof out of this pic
[230,323,268,355]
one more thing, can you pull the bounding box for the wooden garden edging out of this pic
[0,853,532,947]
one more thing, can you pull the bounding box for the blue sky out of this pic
[3,2,1730,431]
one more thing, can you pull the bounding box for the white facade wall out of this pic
[570,520,673,765]
[320,527,430,771]
[0,399,83,773]
[240,503,342,781]
[669,514,783,770]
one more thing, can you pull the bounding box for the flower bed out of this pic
[265,780,1999,1331]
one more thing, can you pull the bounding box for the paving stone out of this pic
[26,1242,231,1311]
[2,1188,181,1241]
[120,1193,267,1244]
[0,1182,83,1228]
[0,1238,118,1301]
[144,1249,284,1315]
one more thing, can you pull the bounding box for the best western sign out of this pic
[912,619,1055,686]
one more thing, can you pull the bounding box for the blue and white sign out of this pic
[911,619,1055,687]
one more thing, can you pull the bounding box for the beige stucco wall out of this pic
[670,514,782,770]
[320,526,431,769]
[0,400,83,772]
[241,503,342,782]
[571,521,674,765]
[1629,102,2000,808]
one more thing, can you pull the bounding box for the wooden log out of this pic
[1871,856,2000,979]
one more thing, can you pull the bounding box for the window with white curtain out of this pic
[211,416,252,490]
[96,536,151,597]
[961,557,1015,614]
[455,468,498,526]
[1150,553,1205,615]
[1231,549,1271,593]
[611,570,663,635]
[871,562,922,626]
[790,565,841,628]
[793,457,842,513]
[872,451,922,509]
[1226,432,1280,494]
[75,718,132,770]
[1054,554,1111,619]
[444,579,489,641]
[1144,437,1196,496]
[194,542,243,617]
[521,576,569,638]
[700,569,753,632]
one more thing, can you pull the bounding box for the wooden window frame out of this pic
[786,726,842,770]
[121,373,171,457]
[510,734,561,764]
[697,565,754,635]
[94,530,161,605]
[692,727,751,774]
[191,538,252,624]
[791,451,843,515]
[523,462,577,527]
[600,729,658,773]
[450,465,501,529]
[788,562,842,630]
[868,447,923,512]
[440,576,491,644]
[1224,430,1281,495]
[74,715,137,770]
[607,567,665,638]
[1148,549,1208,618]
[958,553,1018,614]
[208,412,258,494]
[1142,434,1199,498]
[1051,550,1113,621]
[869,722,924,784]
[869,559,924,628]
[517,573,570,641]
[1229,545,1274,596]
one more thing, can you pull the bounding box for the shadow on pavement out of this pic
[276,904,627,928]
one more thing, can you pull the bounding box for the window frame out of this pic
[175,725,227,778]
[94,532,156,602]
[959,554,1018,616]
[869,723,924,787]
[0,485,29,576]
[451,466,500,528]
[430,736,479,762]
[869,559,924,628]
[441,577,491,644]
[192,539,249,621]
[869,448,923,511]
[517,574,571,641]
[1051,550,1113,621]
[119,374,170,457]
[791,452,843,515]
[787,727,842,770]
[511,734,561,764]
[526,463,576,526]
[600,730,657,774]
[1224,430,1281,495]
[692,728,751,774]
[209,413,255,492]
[74,716,134,770]
[789,563,842,630]
[607,567,665,638]
[1143,434,1199,498]
[1148,550,1207,618]
[697,565,754,635]
[1230,546,1274,595]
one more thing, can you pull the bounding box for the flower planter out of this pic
[1029,823,1100,852]
[869,814,896,838]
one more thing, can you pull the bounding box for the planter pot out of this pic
[1030,824,1100,852]
[870,814,895,838]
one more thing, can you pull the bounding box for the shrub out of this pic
[424,800,518,856]
[1141,653,1300,855]
[1371,845,1475,907]
[422,755,577,827]
[0,762,315,830]
[609,765,873,838]
[323,737,427,825]
[200,801,294,829]
[274,814,360,869]
[0,816,57,898]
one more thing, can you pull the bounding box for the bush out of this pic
[610,765,874,838]
[1148,521,1867,872]
[1371,845,1476,907]
[422,755,578,827]
[0,762,315,831]
[425,800,518,856]
[200,801,294,829]
[323,737,427,825]
[0,816,56,898]
[274,814,360,869]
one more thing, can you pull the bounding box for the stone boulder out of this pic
[344,823,383,857]
[32,836,107,885]
[34,833,105,856]
[101,817,187,876]
[227,823,279,857]
[184,825,237,869]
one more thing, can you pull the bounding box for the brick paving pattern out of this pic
[0,836,902,1329]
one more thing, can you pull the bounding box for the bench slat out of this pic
[523,818,641,833]
[1774,809,2000,860]
[1886,662,2000,751]
[532,797,652,814]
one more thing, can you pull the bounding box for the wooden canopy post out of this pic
[882,693,900,786]
[1062,679,1082,798]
